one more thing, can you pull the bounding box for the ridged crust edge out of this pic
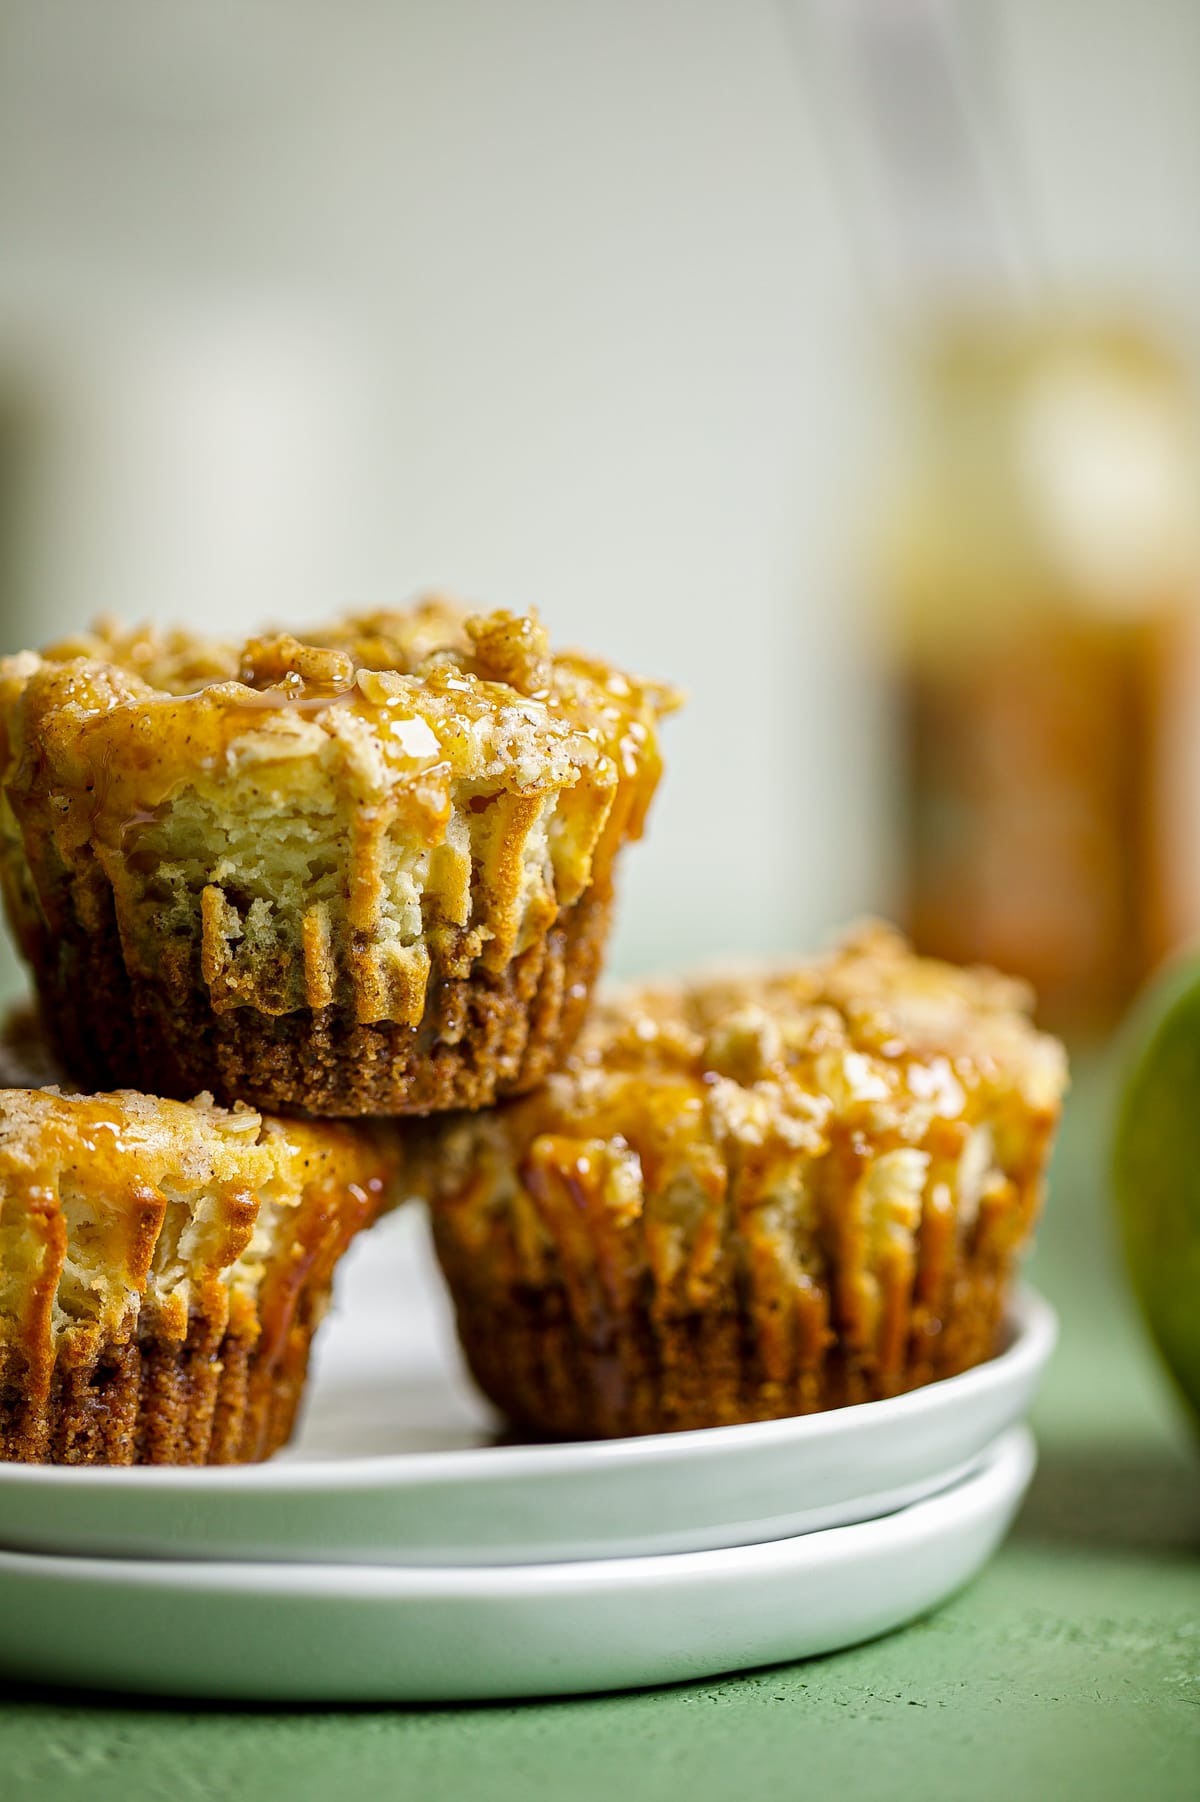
[432,1210,1022,1438]
[30,890,612,1116]
[0,1167,377,1466]
[424,1062,1061,1433]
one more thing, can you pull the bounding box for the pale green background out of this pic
[2,1066,1197,1802]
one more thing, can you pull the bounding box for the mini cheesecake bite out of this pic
[0,602,679,1116]
[416,925,1068,1438]
[0,1014,399,1464]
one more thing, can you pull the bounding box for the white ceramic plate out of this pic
[0,1426,1035,1703]
[0,1210,1056,1566]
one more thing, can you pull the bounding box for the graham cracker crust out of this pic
[1,1275,330,1466]
[32,892,611,1118]
[0,1126,381,1465]
[433,1241,1012,1439]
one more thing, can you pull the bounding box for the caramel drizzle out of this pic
[426,933,1065,1417]
[0,605,679,1024]
[0,1089,398,1462]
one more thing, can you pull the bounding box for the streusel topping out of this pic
[508,922,1066,1160]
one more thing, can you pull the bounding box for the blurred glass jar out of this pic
[880,316,1200,1037]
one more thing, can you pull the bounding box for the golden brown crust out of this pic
[0,602,678,1112]
[0,1189,367,1465]
[0,1025,400,1463]
[418,925,1068,1437]
[30,888,610,1117]
[433,1256,1013,1438]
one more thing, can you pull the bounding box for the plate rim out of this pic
[0,1425,1036,1592]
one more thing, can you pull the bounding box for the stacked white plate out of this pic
[0,1210,1053,1702]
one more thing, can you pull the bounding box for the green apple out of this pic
[1113,953,1200,1433]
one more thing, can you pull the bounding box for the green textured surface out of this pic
[1,1061,1198,1802]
